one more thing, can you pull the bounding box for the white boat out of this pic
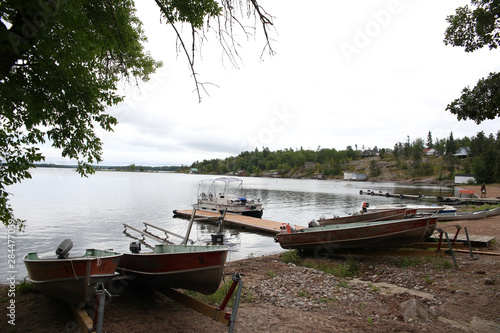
[485,207,500,217]
[362,202,456,214]
[193,177,264,218]
[435,210,488,221]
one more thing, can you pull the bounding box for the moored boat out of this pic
[276,216,437,251]
[23,239,122,304]
[117,243,229,295]
[316,208,413,226]
[193,177,264,218]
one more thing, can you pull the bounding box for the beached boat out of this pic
[23,239,122,304]
[276,216,437,251]
[485,207,500,217]
[117,244,229,295]
[193,177,264,218]
[435,210,489,222]
[362,202,456,214]
[315,208,413,226]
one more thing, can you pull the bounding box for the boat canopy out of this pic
[199,177,243,184]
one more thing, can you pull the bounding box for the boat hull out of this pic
[365,204,456,214]
[193,203,263,218]
[318,208,409,226]
[23,249,122,304]
[436,210,488,221]
[117,245,228,295]
[277,217,437,251]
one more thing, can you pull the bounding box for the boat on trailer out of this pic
[23,239,122,304]
[193,177,264,218]
[120,222,229,295]
[276,216,438,251]
[117,243,228,295]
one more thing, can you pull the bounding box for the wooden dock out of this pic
[172,209,304,235]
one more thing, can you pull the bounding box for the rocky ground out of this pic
[1,186,499,333]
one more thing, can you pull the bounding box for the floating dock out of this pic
[172,209,304,235]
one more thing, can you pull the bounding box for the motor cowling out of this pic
[56,239,73,259]
[129,241,141,254]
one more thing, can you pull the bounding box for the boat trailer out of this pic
[161,272,244,332]
[310,225,485,268]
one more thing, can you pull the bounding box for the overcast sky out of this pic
[43,0,500,166]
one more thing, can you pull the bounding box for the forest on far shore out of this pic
[180,131,500,184]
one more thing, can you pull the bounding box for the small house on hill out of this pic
[453,147,470,158]
[361,150,378,158]
[423,148,439,156]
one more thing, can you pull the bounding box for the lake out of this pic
[1,168,453,283]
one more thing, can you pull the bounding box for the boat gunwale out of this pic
[292,217,438,234]
[117,264,224,276]
[23,250,122,262]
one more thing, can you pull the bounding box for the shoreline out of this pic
[3,216,499,332]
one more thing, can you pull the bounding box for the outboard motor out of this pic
[129,241,141,254]
[56,238,73,259]
[308,220,320,228]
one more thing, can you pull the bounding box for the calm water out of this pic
[1,168,453,283]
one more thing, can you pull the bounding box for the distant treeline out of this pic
[185,130,500,183]
[34,163,182,172]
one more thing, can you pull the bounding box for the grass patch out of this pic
[16,279,35,294]
[301,256,361,278]
[367,283,379,292]
[389,256,423,268]
[297,289,309,297]
[280,250,301,264]
[266,270,277,278]
[337,279,351,289]
[429,257,455,270]
[423,276,434,284]
[185,279,236,307]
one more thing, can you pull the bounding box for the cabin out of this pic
[454,174,476,184]
[453,147,470,159]
[423,148,439,156]
[314,173,325,180]
[361,150,378,158]
[190,168,199,174]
